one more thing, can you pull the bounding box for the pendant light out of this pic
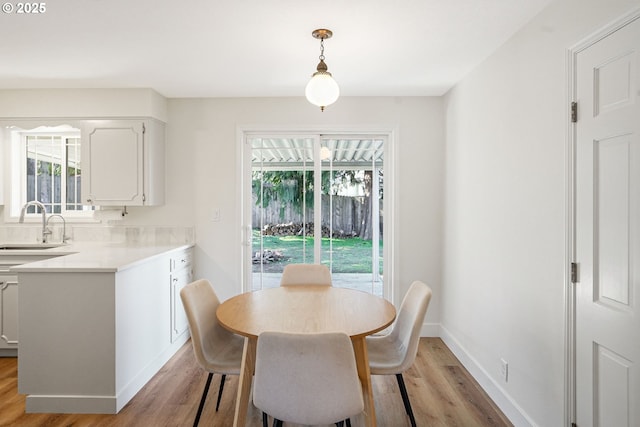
[305,29,339,112]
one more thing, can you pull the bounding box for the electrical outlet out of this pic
[500,358,509,382]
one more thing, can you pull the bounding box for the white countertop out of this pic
[7,241,193,273]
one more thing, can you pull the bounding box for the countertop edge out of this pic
[9,243,194,273]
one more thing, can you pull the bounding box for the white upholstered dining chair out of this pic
[366,280,433,427]
[279,263,332,286]
[253,331,363,427]
[180,279,244,427]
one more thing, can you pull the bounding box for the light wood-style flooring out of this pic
[0,338,513,427]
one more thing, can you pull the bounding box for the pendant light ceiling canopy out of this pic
[305,29,340,112]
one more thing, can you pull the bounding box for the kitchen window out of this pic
[2,122,94,219]
[23,134,91,215]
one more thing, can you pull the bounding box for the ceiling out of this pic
[0,0,553,98]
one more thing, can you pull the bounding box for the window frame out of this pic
[239,127,397,304]
[2,121,97,222]
[22,132,89,216]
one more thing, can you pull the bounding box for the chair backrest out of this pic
[253,331,364,425]
[180,279,238,371]
[389,280,433,372]
[279,263,332,286]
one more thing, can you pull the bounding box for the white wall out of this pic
[0,88,174,229]
[442,0,639,426]
[0,90,444,320]
[167,97,445,311]
[0,88,167,122]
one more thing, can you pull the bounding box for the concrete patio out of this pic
[251,272,384,297]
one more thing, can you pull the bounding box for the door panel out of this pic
[595,134,633,309]
[595,51,634,114]
[575,16,640,427]
[320,138,384,295]
[594,344,632,427]
[249,137,317,291]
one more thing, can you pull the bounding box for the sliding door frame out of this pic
[237,125,399,303]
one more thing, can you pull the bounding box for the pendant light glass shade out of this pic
[305,71,340,110]
[306,29,339,112]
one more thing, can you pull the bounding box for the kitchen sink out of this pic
[0,243,66,250]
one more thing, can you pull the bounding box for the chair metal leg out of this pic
[215,374,226,411]
[396,373,417,427]
[262,412,269,427]
[193,372,213,427]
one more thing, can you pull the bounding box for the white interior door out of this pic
[575,16,640,427]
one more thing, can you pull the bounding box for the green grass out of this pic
[252,230,382,273]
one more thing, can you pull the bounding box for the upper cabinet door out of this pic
[82,119,165,206]
[83,120,144,205]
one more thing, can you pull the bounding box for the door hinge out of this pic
[571,102,578,123]
[142,122,146,134]
[571,262,579,283]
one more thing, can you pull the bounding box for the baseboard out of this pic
[420,322,440,337]
[437,325,537,427]
[25,394,117,414]
[115,331,190,412]
[25,332,190,414]
[0,348,17,357]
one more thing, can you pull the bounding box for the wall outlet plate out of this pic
[500,358,509,382]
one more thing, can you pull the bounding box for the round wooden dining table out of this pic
[217,285,396,427]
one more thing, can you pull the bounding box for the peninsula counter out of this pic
[11,242,194,414]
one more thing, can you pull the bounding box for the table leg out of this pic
[352,336,377,427]
[233,336,257,427]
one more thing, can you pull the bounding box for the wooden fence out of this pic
[252,194,381,238]
[27,168,82,212]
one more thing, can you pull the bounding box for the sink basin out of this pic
[0,243,66,250]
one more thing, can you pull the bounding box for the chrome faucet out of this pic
[19,201,49,243]
[46,214,68,243]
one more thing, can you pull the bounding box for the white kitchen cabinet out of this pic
[0,253,65,356]
[17,244,194,414]
[0,273,18,353]
[170,247,193,342]
[82,119,165,206]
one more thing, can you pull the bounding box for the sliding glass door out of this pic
[244,134,386,296]
[250,136,318,291]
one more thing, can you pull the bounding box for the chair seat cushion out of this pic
[366,334,407,375]
[201,329,244,375]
